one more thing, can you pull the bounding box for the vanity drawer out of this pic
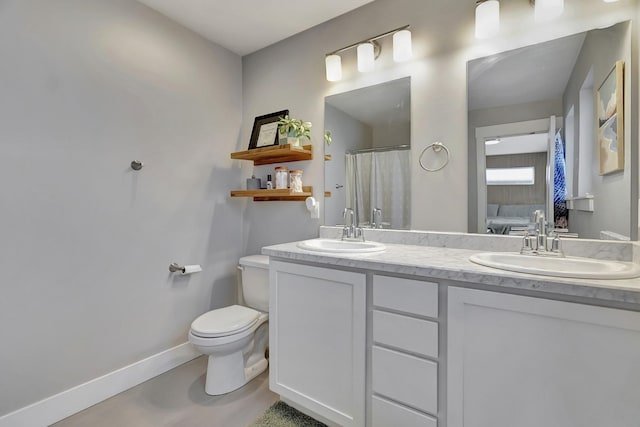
[373,310,438,358]
[372,346,438,415]
[372,395,437,427]
[373,275,438,318]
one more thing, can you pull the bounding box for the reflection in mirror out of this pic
[324,77,411,229]
[468,21,636,240]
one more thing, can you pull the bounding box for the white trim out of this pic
[0,343,200,427]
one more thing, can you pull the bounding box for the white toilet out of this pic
[188,255,270,395]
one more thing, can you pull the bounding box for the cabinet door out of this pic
[448,287,640,427]
[269,260,366,427]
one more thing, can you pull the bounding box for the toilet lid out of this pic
[190,305,261,338]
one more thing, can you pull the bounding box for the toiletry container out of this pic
[290,170,303,192]
[246,175,261,190]
[275,166,288,189]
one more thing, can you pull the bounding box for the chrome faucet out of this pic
[371,208,383,229]
[533,210,547,253]
[342,208,364,241]
[521,209,563,256]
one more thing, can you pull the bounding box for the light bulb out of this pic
[357,42,375,73]
[325,54,342,82]
[475,0,500,39]
[393,30,412,62]
[535,0,564,22]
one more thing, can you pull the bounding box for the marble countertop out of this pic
[262,240,640,307]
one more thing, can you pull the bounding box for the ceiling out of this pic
[136,0,376,56]
[468,32,587,111]
[325,77,411,127]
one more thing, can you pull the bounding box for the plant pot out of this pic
[279,131,300,147]
[286,136,300,147]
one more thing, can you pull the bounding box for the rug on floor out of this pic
[249,401,327,427]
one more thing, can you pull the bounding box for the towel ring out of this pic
[419,142,450,172]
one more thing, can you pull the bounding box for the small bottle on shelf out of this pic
[266,174,273,190]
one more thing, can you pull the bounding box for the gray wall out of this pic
[372,122,411,148]
[563,21,635,239]
[0,0,242,416]
[486,153,548,205]
[241,0,638,253]
[324,105,372,226]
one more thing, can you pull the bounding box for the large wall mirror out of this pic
[324,77,411,229]
[468,20,636,240]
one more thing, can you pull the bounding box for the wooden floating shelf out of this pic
[230,186,313,202]
[230,144,313,165]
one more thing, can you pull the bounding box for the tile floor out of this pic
[52,356,279,427]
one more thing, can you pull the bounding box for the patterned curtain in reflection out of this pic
[554,130,568,228]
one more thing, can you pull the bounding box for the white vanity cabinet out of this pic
[448,287,640,427]
[371,275,440,427]
[269,260,367,427]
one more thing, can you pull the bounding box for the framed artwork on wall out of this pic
[248,110,289,150]
[597,61,624,175]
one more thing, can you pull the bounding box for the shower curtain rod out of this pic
[346,145,410,154]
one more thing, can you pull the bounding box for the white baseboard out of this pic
[0,343,200,427]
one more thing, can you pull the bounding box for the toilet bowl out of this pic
[188,255,270,395]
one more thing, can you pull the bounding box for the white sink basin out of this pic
[296,238,386,254]
[469,252,640,280]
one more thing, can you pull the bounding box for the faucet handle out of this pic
[550,231,564,255]
[520,231,534,254]
[371,208,382,229]
[342,226,350,240]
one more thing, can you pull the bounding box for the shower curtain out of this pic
[553,130,568,228]
[345,149,411,229]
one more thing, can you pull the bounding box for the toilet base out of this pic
[202,321,269,395]
[204,353,269,396]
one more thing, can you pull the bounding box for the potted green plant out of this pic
[324,130,332,146]
[278,115,312,147]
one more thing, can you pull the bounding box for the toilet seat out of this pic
[190,305,261,338]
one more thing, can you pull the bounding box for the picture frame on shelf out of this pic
[248,109,289,150]
[597,61,624,175]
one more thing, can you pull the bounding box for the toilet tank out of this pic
[238,255,270,312]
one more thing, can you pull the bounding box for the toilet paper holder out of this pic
[169,263,202,274]
[169,263,185,273]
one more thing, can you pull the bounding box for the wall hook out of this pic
[131,160,143,171]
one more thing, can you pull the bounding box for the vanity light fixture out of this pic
[475,0,568,40]
[485,138,501,145]
[475,0,500,39]
[533,0,564,23]
[393,29,413,62]
[325,54,342,82]
[324,25,411,82]
[357,41,377,72]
